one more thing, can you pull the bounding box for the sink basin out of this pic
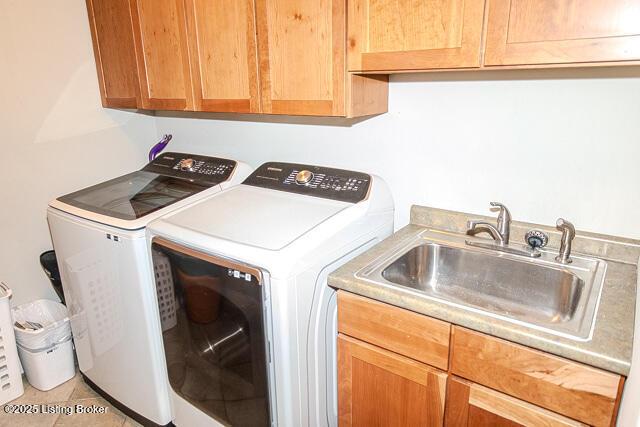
[358,230,607,341]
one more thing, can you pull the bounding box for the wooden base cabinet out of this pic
[337,291,625,427]
[338,334,447,427]
[450,327,624,427]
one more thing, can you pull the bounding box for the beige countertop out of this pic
[328,205,639,375]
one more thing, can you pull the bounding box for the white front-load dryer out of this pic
[147,162,394,426]
[47,153,252,425]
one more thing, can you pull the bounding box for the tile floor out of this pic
[0,371,142,427]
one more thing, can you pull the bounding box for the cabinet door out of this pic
[446,377,586,427]
[451,327,623,427]
[185,0,261,113]
[338,334,446,426]
[348,0,486,72]
[485,0,640,66]
[130,0,193,110]
[255,0,345,116]
[86,0,140,108]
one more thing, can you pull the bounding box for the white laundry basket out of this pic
[153,251,177,332]
[0,282,24,404]
[12,299,75,391]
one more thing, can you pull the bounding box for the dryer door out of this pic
[152,238,271,427]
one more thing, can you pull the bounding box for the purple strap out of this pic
[148,134,173,161]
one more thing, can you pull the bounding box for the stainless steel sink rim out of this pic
[355,229,607,342]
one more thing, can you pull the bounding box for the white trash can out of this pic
[12,299,75,391]
[0,282,24,404]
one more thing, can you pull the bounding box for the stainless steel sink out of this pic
[357,230,607,341]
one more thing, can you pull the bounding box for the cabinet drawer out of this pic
[446,376,586,426]
[450,327,623,427]
[337,291,450,370]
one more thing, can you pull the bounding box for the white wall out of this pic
[154,68,640,240]
[0,0,154,305]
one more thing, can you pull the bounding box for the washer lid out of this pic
[56,170,210,222]
[160,184,351,251]
[54,153,238,222]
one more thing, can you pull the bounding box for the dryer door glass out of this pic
[151,241,270,426]
[57,171,208,220]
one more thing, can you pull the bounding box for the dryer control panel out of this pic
[143,152,237,185]
[243,162,371,203]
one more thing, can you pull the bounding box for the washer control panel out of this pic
[143,152,236,185]
[244,162,371,203]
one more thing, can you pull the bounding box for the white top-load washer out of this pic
[47,152,252,426]
[147,162,394,426]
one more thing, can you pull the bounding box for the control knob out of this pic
[295,170,314,185]
[179,158,195,171]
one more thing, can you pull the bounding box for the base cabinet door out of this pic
[485,0,640,66]
[445,377,586,427]
[338,334,447,427]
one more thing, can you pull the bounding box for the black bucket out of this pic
[39,250,65,305]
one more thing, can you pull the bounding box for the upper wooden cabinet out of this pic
[184,0,260,113]
[255,0,387,116]
[252,0,387,117]
[89,1,640,115]
[485,0,640,66]
[130,0,194,110]
[348,0,640,71]
[255,0,345,115]
[87,0,387,116]
[347,0,486,71]
[86,0,140,108]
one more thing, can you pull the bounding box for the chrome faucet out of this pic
[555,218,575,264]
[467,202,511,245]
